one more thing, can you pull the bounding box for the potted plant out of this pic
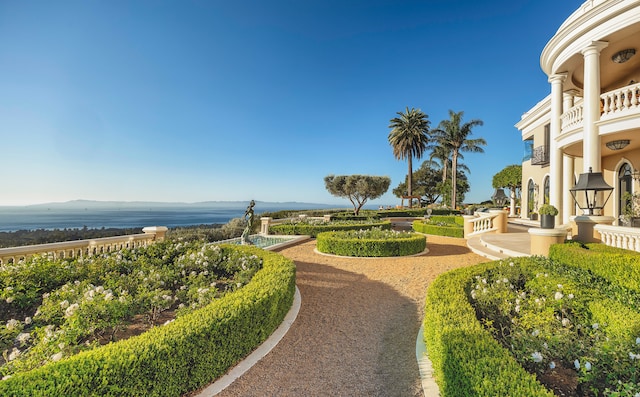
[538,204,558,229]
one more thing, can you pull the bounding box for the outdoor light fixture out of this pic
[606,139,630,150]
[569,167,614,216]
[612,48,636,64]
[491,188,508,207]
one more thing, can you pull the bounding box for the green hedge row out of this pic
[378,208,461,218]
[423,260,554,396]
[0,245,296,397]
[269,220,391,238]
[412,216,464,238]
[316,231,426,257]
[549,242,640,294]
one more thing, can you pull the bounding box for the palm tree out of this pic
[432,110,486,208]
[388,107,430,202]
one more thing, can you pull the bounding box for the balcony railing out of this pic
[594,224,640,252]
[531,145,549,166]
[560,82,640,132]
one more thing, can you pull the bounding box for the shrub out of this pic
[412,216,464,238]
[316,228,425,257]
[0,246,296,396]
[269,220,391,238]
[538,204,558,216]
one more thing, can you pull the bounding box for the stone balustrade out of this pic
[601,82,640,118]
[594,224,640,252]
[0,226,168,265]
[561,101,584,131]
[463,210,507,238]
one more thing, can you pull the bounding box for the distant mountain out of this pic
[11,200,338,210]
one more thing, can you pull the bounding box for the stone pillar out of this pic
[463,215,475,239]
[581,41,608,173]
[549,73,567,224]
[562,154,575,225]
[529,228,568,256]
[260,217,272,235]
[574,215,615,243]
[142,226,169,241]
[489,210,508,233]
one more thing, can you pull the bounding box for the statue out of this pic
[241,200,256,245]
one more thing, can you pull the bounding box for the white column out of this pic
[563,154,575,224]
[581,41,608,172]
[549,73,567,223]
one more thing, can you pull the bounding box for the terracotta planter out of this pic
[540,214,555,229]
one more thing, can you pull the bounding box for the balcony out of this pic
[531,145,549,166]
[560,82,640,135]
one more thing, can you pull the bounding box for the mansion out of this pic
[517,0,640,228]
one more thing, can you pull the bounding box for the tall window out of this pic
[543,176,550,204]
[619,163,633,219]
[528,180,535,214]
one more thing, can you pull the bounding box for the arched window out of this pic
[528,180,535,215]
[619,163,633,220]
[543,176,550,204]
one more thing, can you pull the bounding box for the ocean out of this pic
[0,201,345,232]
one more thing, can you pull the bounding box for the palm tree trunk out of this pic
[407,156,413,207]
[451,151,458,209]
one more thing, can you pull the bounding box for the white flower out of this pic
[636,337,640,345]
[2,375,12,381]
[24,316,32,325]
[549,361,556,369]
[557,284,563,289]
[515,305,521,313]
[5,297,14,303]
[585,361,592,371]
[574,359,581,369]
[60,300,69,309]
[8,348,21,361]
[562,318,571,327]
[531,351,543,363]
[65,303,79,317]
[531,329,540,337]
[567,293,574,299]
[592,323,599,330]
[555,291,564,300]
[16,332,31,344]
[51,352,64,362]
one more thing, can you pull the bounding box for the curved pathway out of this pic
[211,236,488,397]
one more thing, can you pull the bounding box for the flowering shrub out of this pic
[316,227,426,257]
[425,255,640,396]
[0,244,295,396]
[0,241,263,379]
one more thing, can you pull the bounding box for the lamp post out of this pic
[569,167,613,215]
[569,167,615,242]
[491,188,508,208]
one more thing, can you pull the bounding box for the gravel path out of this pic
[214,236,488,397]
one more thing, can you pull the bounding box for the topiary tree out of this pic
[324,175,391,215]
[492,164,522,216]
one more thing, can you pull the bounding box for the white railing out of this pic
[594,224,640,252]
[0,226,168,265]
[560,83,640,132]
[601,82,640,118]
[466,212,500,237]
[561,102,584,130]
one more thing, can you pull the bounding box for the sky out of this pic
[0,0,582,207]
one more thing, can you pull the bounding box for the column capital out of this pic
[548,72,568,84]
[581,41,609,57]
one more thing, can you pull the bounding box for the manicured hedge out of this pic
[412,216,464,238]
[549,242,640,294]
[316,230,426,257]
[423,260,554,396]
[0,245,296,397]
[269,220,391,238]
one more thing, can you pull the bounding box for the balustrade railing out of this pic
[465,212,501,237]
[594,224,640,252]
[0,226,168,265]
[601,83,640,118]
[561,102,584,130]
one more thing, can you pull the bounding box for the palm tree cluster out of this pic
[388,108,486,208]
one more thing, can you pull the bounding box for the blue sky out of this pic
[0,0,580,207]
